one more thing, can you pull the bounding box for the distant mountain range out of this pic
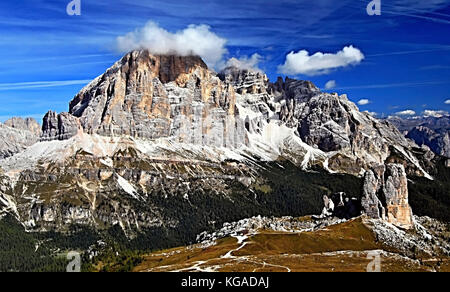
[387,115,450,158]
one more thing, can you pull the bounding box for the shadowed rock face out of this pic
[269,77,421,175]
[388,115,450,158]
[407,126,450,158]
[362,164,414,229]
[41,111,82,141]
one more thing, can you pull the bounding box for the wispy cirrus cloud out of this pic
[335,80,450,90]
[390,0,450,13]
[419,65,450,71]
[0,80,91,91]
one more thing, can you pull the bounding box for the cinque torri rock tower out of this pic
[362,164,414,229]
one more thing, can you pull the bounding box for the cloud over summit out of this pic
[423,109,449,117]
[223,53,263,72]
[116,21,228,68]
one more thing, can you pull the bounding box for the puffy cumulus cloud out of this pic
[357,99,371,106]
[277,46,364,76]
[423,110,449,118]
[223,53,263,72]
[116,21,228,68]
[324,80,337,90]
[395,110,416,116]
[445,99,450,104]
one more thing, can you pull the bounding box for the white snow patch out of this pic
[116,175,138,199]
[100,158,113,168]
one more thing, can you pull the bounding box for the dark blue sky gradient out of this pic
[0,0,449,121]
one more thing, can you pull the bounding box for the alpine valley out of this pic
[0,50,449,272]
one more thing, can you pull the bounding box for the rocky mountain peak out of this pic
[4,117,41,136]
[69,50,208,115]
[34,50,435,179]
[218,66,268,95]
[50,50,243,144]
[269,77,320,99]
[1,50,444,245]
[388,115,450,158]
[41,111,82,141]
[0,117,41,159]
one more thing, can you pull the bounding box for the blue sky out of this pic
[0,0,450,122]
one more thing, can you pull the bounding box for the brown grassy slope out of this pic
[133,218,449,272]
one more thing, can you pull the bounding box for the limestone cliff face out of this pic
[362,164,414,229]
[383,164,414,229]
[4,117,41,136]
[41,111,82,141]
[407,126,450,158]
[38,51,434,178]
[271,77,417,174]
[61,50,244,147]
[219,66,269,96]
[0,117,41,159]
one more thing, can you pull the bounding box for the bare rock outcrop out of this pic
[41,111,82,141]
[407,126,450,158]
[4,117,41,136]
[362,164,414,229]
[266,77,422,175]
[65,50,245,147]
[388,115,450,158]
[34,51,434,178]
[0,117,41,159]
[219,66,269,96]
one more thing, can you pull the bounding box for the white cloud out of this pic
[423,110,449,118]
[324,80,337,90]
[395,110,416,116]
[357,99,371,106]
[223,53,262,72]
[116,21,228,68]
[0,80,91,91]
[277,46,364,76]
[363,111,378,117]
[445,99,450,104]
